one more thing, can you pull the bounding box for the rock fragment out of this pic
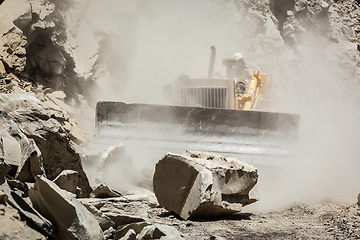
[28,175,104,240]
[113,222,150,240]
[53,169,81,196]
[137,224,184,240]
[0,181,55,236]
[0,203,47,240]
[90,183,122,198]
[79,195,148,229]
[153,151,258,220]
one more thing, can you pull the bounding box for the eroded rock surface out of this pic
[153,151,258,220]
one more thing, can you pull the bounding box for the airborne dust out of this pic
[82,0,360,210]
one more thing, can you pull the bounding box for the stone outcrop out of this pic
[153,151,258,220]
[28,175,104,240]
[0,92,91,197]
[0,110,45,182]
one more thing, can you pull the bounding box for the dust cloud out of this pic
[83,0,360,209]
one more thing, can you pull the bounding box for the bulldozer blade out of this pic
[96,101,300,156]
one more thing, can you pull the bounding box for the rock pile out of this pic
[153,151,259,220]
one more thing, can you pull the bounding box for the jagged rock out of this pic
[137,224,184,240]
[90,184,122,198]
[124,187,159,208]
[0,203,47,240]
[95,143,127,185]
[0,0,31,34]
[79,195,148,229]
[263,14,285,53]
[0,60,6,77]
[0,189,8,203]
[114,222,150,240]
[53,170,81,196]
[82,203,115,231]
[0,160,10,185]
[118,228,136,240]
[103,227,116,239]
[0,181,55,236]
[0,92,92,197]
[28,175,104,240]
[153,151,258,220]
[358,193,360,207]
[0,110,45,182]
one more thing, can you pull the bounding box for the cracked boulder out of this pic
[153,151,258,220]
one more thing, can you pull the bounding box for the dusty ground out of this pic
[146,201,360,240]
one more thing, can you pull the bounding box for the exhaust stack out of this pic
[207,46,216,79]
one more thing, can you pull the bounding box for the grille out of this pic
[180,87,228,108]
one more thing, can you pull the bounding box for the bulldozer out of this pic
[95,47,300,165]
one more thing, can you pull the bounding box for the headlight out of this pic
[235,81,246,94]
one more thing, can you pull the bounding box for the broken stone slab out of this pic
[0,0,32,34]
[79,195,148,229]
[90,183,122,198]
[113,221,150,240]
[137,224,184,240]
[153,151,258,220]
[28,175,104,240]
[0,181,55,236]
[118,228,136,240]
[124,187,159,208]
[53,169,81,196]
[95,143,127,185]
[82,203,115,231]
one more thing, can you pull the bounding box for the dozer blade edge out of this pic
[96,101,300,156]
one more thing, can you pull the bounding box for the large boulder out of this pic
[0,92,91,197]
[153,151,258,220]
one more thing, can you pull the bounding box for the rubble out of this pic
[0,181,55,236]
[0,93,92,197]
[0,203,47,240]
[153,151,258,220]
[79,195,149,229]
[28,175,104,240]
[0,110,45,182]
